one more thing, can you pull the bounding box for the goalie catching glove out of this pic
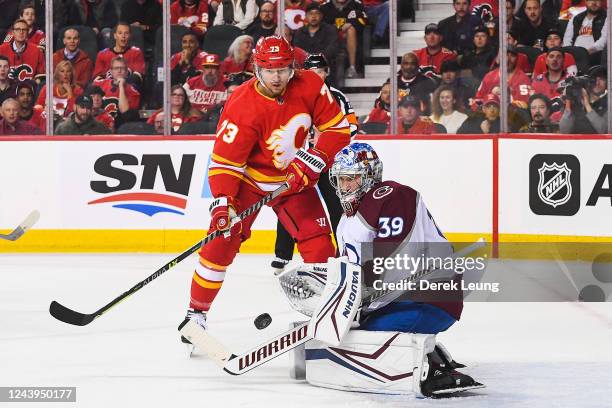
[209,196,242,239]
[286,147,328,194]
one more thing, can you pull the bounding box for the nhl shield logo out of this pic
[537,162,572,207]
[529,154,580,216]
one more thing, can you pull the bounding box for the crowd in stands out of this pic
[362,0,609,134]
[0,0,609,135]
[0,0,378,135]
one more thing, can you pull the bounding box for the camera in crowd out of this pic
[557,75,593,111]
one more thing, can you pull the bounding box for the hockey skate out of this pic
[420,353,485,398]
[271,257,290,276]
[178,309,207,357]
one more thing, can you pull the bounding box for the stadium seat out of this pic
[517,46,542,68]
[359,122,387,134]
[56,26,98,63]
[176,120,217,135]
[562,46,590,75]
[202,25,242,59]
[116,121,156,135]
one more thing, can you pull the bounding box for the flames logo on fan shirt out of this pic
[266,113,312,170]
[9,64,34,82]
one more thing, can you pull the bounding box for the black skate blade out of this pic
[431,382,486,398]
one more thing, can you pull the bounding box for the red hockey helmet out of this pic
[253,35,295,69]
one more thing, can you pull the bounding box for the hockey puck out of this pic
[254,313,272,330]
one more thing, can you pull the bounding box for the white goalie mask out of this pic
[329,143,383,217]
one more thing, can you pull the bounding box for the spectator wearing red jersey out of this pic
[283,0,311,40]
[213,0,258,30]
[183,53,226,113]
[171,0,210,37]
[52,28,94,89]
[221,35,254,75]
[120,0,162,47]
[292,3,339,67]
[413,23,457,80]
[3,3,45,51]
[35,60,84,126]
[13,81,44,131]
[472,46,532,111]
[531,47,566,117]
[171,31,206,85]
[363,80,390,125]
[0,98,41,135]
[94,56,141,124]
[147,84,203,133]
[0,19,45,84]
[394,95,437,134]
[93,23,146,87]
[533,28,577,77]
[246,1,277,45]
[86,85,116,132]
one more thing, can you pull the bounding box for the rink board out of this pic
[0,135,610,253]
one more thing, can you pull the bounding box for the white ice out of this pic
[1,254,611,408]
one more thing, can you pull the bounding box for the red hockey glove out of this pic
[286,148,328,194]
[209,196,242,239]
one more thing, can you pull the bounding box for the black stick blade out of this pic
[49,301,96,326]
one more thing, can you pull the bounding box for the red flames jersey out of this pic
[183,75,227,112]
[147,109,201,132]
[4,29,45,49]
[472,68,532,110]
[170,0,209,36]
[35,85,84,117]
[0,42,45,81]
[208,70,351,198]
[413,47,457,79]
[94,78,141,117]
[93,46,146,80]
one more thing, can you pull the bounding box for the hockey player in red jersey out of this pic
[178,35,351,340]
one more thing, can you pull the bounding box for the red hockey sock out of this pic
[189,256,227,311]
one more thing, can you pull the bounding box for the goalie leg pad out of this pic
[308,257,362,346]
[303,329,436,396]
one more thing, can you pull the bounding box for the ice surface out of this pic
[1,254,611,407]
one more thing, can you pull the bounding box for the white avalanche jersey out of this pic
[336,181,463,320]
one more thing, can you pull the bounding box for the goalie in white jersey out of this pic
[281,142,483,397]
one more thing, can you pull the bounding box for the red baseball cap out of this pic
[201,54,221,67]
[483,94,500,107]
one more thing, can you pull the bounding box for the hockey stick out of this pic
[49,184,289,326]
[0,210,40,241]
[181,238,487,376]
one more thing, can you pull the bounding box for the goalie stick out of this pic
[49,184,289,326]
[0,210,40,241]
[180,238,487,376]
